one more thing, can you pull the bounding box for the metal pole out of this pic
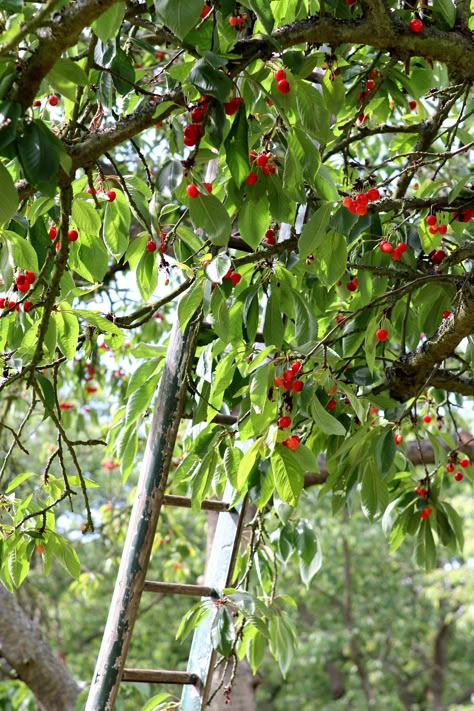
[86,308,202,711]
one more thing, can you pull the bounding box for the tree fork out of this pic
[86,307,202,711]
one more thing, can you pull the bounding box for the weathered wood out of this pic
[85,309,202,711]
[163,494,232,512]
[143,581,218,597]
[122,668,198,685]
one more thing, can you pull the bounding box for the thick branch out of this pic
[385,279,474,400]
[0,584,80,711]
[12,0,123,111]
[236,15,474,82]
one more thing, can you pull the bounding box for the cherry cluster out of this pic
[342,187,380,216]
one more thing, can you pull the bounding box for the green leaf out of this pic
[208,353,236,419]
[0,100,21,150]
[1,229,38,272]
[360,460,389,521]
[263,289,285,348]
[8,546,30,588]
[416,518,437,571]
[92,2,126,42]
[55,310,80,359]
[188,59,232,102]
[238,194,270,250]
[136,249,158,301]
[187,193,231,246]
[0,163,18,225]
[34,372,56,411]
[298,203,333,260]
[294,519,322,587]
[224,103,250,186]
[373,427,396,475]
[70,230,109,283]
[271,448,304,506]
[110,48,136,95]
[294,78,331,144]
[313,230,347,288]
[433,0,456,27]
[102,190,130,259]
[210,286,230,344]
[246,0,274,32]
[47,59,89,101]
[322,72,346,119]
[311,395,346,436]
[141,693,173,711]
[126,372,160,425]
[17,120,61,196]
[211,606,236,657]
[205,253,231,283]
[282,130,306,202]
[176,602,209,643]
[177,280,204,332]
[154,0,203,40]
[250,365,269,415]
[71,199,102,235]
[237,437,263,491]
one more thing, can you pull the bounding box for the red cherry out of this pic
[342,196,353,208]
[85,385,97,393]
[379,240,393,253]
[454,471,464,481]
[17,282,29,293]
[33,100,41,107]
[191,107,205,123]
[291,379,304,392]
[391,246,404,261]
[106,190,116,202]
[365,80,375,91]
[445,462,455,472]
[430,249,446,265]
[278,416,291,429]
[68,229,78,242]
[48,95,58,106]
[326,398,337,410]
[394,434,403,444]
[146,240,157,252]
[245,172,258,185]
[346,278,358,292]
[283,435,300,450]
[425,215,437,226]
[48,225,57,240]
[230,272,242,285]
[442,310,452,319]
[155,51,165,59]
[186,184,199,198]
[273,376,284,388]
[256,153,268,167]
[224,97,241,115]
[420,506,432,519]
[415,486,428,497]
[23,301,33,312]
[15,274,26,286]
[409,18,423,32]
[277,79,291,94]
[229,15,239,26]
[366,187,380,201]
[459,458,470,468]
[24,271,35,284]
[355,192,369,207]
[422,414,432,423]
[274,69,287,81]
[409,100,417,110]
[202,182,212,193]
[291,361,301,372]
[376,328,388,341]
[437,224,447,235]
[200,4,211,18]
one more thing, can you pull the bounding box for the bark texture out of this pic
[0,583,80,711]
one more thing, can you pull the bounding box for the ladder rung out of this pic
[122,668,198,685]
[163,494,232,512]
[143,580,218,597]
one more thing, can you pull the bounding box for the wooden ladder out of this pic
[85,313,247,711]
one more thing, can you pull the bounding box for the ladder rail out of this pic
[85,312,202,711]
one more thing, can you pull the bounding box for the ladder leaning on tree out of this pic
[85,306,248,711]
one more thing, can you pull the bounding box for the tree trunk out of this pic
[0,583,80,711]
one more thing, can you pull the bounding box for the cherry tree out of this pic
[0,0,473,707]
